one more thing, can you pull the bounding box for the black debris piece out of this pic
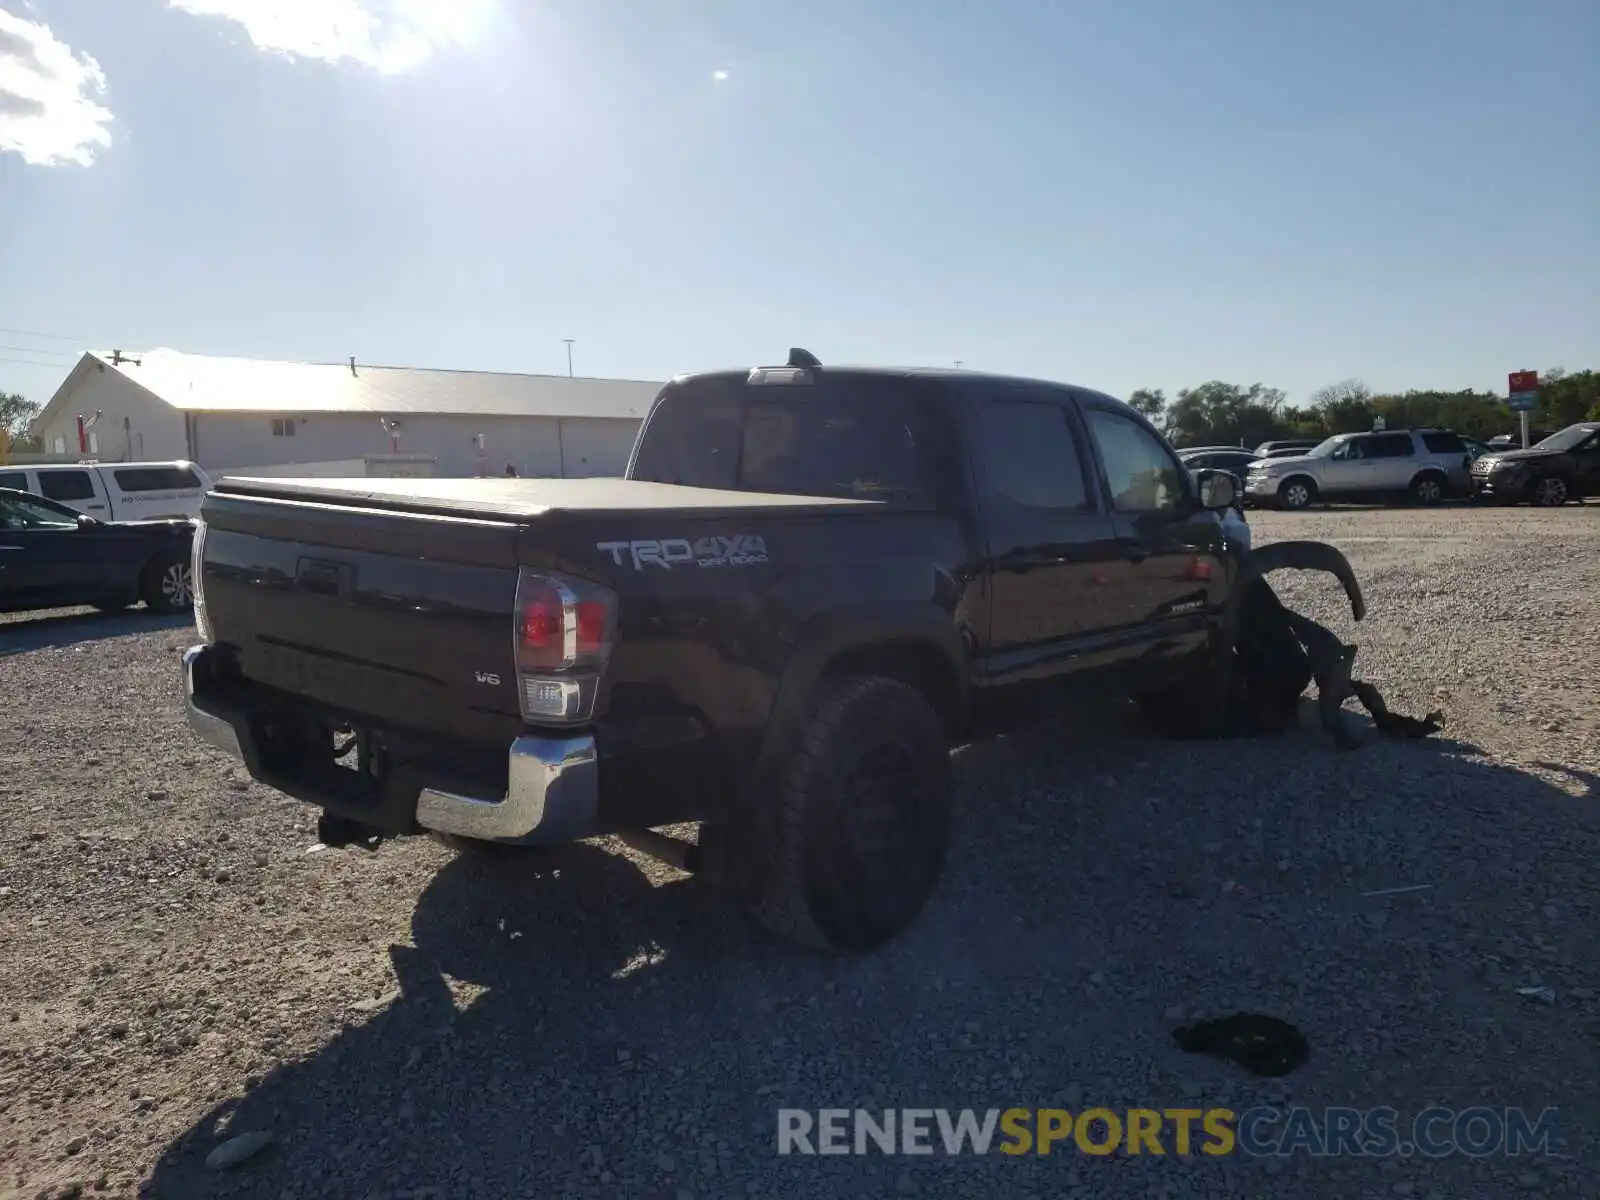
[1173,1013,1309,1077]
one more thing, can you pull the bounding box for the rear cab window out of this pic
[113,466,203,492]
[629,372,954,509]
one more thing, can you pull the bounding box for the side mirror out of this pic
[1194,468,1238,511]
[76,514,99,528]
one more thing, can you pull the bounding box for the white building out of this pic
[28,349,662,477]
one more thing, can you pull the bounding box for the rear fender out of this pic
[751,604,970,784]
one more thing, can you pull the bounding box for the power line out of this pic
[0,325,89,343]
[0,343,75,358]
[0,353,77,368]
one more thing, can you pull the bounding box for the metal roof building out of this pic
[28,349,662,477]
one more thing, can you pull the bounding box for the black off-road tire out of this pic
[748,676,952,953]
[139,554,194,613]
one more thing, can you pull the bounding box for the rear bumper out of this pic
[181,644,599,843]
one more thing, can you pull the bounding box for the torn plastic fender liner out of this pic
[1226,539,1364,646]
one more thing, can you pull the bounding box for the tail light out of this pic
[191,518,213,643]
[513,568,617,725]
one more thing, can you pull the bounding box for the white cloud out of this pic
[168,0,494,74]
[0,9,113,167]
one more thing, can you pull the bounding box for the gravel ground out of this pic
[2,505,1597,1200]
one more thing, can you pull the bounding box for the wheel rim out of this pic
[1284,484,1309,508]
[162,563,193,607]
[1535,478,1566,506]
[1416,478,1442,503]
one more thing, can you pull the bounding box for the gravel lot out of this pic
[3,505,1597,1200]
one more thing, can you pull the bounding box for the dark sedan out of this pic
[0,487,195,615]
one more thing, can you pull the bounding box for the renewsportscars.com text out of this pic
[776,1107,1560,1158]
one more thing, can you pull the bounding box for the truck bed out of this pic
[212,475,878,523]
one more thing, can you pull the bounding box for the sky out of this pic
[0,0,1595,413]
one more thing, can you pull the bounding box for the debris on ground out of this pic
[1172,1013,1310,1077]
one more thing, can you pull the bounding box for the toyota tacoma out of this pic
[183,351,1256,951]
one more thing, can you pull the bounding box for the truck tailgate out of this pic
[200,491,524,743]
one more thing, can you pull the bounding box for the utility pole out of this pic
[953,360,963,369]
[563,339,575,378]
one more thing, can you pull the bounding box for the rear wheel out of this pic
[748,676,952,953]
[1410,472,1446,504]
[1532,475,1569,507]
[139,554,193,613]
[1277,477,1316,510]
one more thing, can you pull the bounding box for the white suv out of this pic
[1243,430,1473,510]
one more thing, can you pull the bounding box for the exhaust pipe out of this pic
[614,828,703,874]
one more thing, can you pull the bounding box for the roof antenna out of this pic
[349,355,358,377]
[787,347,821,369]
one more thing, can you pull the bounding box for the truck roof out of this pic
[209,474,880,521]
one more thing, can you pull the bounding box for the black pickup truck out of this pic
[183,351,1245,951]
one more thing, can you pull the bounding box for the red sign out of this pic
[1508,370,1538,393]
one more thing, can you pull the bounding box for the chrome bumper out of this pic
[181,644,599,844]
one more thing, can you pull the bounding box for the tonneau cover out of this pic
[210,475,879,522]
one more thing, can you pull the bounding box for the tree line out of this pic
[1127,368,1600,450]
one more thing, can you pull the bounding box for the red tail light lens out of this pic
[513,569,617,724]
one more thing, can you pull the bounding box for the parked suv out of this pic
[1470,421,1600,506]
[1244,429,1472,510]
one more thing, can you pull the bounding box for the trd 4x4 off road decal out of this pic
[597,535,769,571]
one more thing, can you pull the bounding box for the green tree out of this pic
[1533,368,1599,429]
[0,393,42,454]
[1165,381,1289,448]
[1127,388,1167,424]
[1304,379,1374,435]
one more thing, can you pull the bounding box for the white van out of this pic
[0,460,213,521]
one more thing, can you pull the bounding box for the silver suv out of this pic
[1243,429,1472,510]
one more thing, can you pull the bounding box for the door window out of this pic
[1085,410,1187,514]
[0,471,27,492]
[0,496,81,530]
[972,398,1090,511]
[1369,433,1415,458]
[1421,432,1465,454]
[1331,438,1368,461]
[37,470,96,502]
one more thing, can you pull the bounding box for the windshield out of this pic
[1532,424,1598,453]
[1304,437,1343,458]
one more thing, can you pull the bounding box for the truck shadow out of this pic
[0,608,194,657]
[141,709,1596,1199]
